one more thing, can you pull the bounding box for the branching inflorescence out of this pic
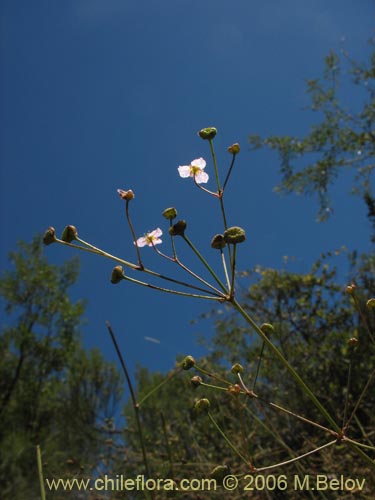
[43,127,375,480]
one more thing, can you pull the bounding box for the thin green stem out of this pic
[160,412,175,477]
[123,275,224,300]
[222,154,237,193]
[36,445,46,500]
[220,249,231,290]
[58,238,223,296]
[208,139,221,193]
[232,298,341,432]
[208,139,229,230]
[237,372,332,436]
[253,341,265,390]
[199,381,229,391]
[106,322,153,491]
[255,440,337,473]
[125,199,144,269]
[352,292,375,345]
[194,365,232,386]
[343,437,375,451]
[152,243,225,297]
[344,362,375,433]
[59,238,138,269]
[193,176,220,197]
[230,244,237,298]
[342,345,354,430]
[137,368,181,406]
[182,235,228,294]
[207,411,250,466]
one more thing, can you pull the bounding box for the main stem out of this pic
[231,298,340,432]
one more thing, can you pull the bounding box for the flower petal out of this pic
[194,171,209,184]
[178,165,191,178]
[191,157,206,169]
[149,228,163,238]
[136,236,147,247]
[151,237,162,246]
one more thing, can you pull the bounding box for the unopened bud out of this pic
[211,234,226,249]
[224,226,246,244]
[193,398,210,414]
[61,225,78,242]
[190,375,203,388]
[162,207,178,220]
[228,384,241,395]
[345,284,356,295]
[228,143,240,154]
[117,189,135,201]
[231,363,244,374]
[43,227,57,245]
[348,337,359,346]
[182,355,195,370]
[366,298,375,309]
[260,323,274,336]
[211,465,229,482]
[111,266,125,284]
[198,127,217,140]
[169,220,186,236]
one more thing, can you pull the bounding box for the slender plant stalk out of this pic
[58,238,224,296]
[160,412,175,477]
[220,249,231,290]
[182,235,228,293]
[36,445,46,500]
[352,292,375,344]
[152,243,226,297]
[252,341,265,390]
[123,275,224,301]
[105,322,154,498]
[207,411,250,466]
[137,368,181,406]
[231,298,341,432]
[255,440,337,472]
[222,153,237,193]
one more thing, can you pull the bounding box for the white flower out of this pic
[136,228,163,247]
[178,158,209,184]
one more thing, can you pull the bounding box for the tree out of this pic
[249,40,375,238]
[0,236,123,499]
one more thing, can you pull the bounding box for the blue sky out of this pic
[1,1,374,378]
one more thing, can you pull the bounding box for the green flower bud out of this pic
[211,465,229,482]
[182,355,195,370]
[193,398,210,414]
[190,375,203,388]
[169,220,187,236]
[223,226,246,244]
[366,298,375,309]
[198,127,217,140]
[111,266,125,284]
[211,234,226,249]
[61,225,78,242]
[162,207,178,220]
[43,227,57,245]
[231,363,244,374]
[228,143,240,154]
[260,323,274,336]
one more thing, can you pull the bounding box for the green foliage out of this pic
[0,236,123,499]
[249,40,375,232]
